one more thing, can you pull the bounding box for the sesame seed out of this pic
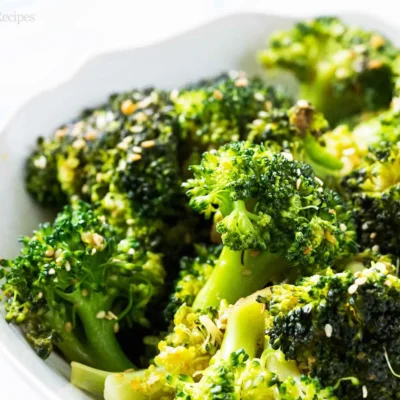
[120,99,137,115]
[96,311,106,319]
[385,279,393,287]
[132,146,142,153]
[108,311,118,320]
[241,269,252,276]
[127,219,135,225]
[130,125,144,133]
[48,268,56,275]
[98,215,106,223]
[65,322,72,333]
[45,249,54,257]
[130,154,142,162]
[348,284,358,295]
[370,232,377,239]
[128,248,135,255]
[85,131,97,141]
[324,324,333,337]
[91,248,97,256]
[81,184,89,194]
[296,178,302,190]
[55,249,62,258]
[355,277,367,286]
[281,152,293,161]
[297,99,309,108]
[317,187,323,193]
[342,147,356,156]
[117,160,127,171]
[340,224,347,232]
[34,156,47,169]
[328,209,336,214]
[265,101,273,111]
[65,261,71,272]
[81,289,89,297]
[96,173,103,183]
[303,304,312,314]
[213,89,223,100]
[37,292,43,299]
[55,257,63,265]
[254,92,264,101]
[53,277,58,283]
[362,385,368,398]
[235,78,248,87]
[372,245,380,253]
[72,138,86,150]
[114,323,120,333]
[252,119,264,127]
[362,222,369,230]
[141,140,155,148]
[314,177,324,186]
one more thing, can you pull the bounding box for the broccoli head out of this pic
[1,199,166,371]
[259,261,400,399]
[184,141,357,309]
[342,136,400,256]
[259,17,400,123]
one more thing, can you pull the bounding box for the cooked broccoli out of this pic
[183,141,357,309]
[1,199,166,371]
[174,71,292,163]
[164,243,222,322]
[258,261,400,399]
[259,17,400,123]
[341,135,400,256]
[247,100,344,180]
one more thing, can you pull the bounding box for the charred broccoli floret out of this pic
[259,261,400,399]
[259,17,400,123]
[184,141,357,309]
[1,199,166,371]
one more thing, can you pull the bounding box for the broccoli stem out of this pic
[193,247,288,309]
[58,290,134,371]
[219,291,266,359]
[70,362,111,395]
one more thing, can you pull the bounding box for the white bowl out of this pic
[0,11,399,399]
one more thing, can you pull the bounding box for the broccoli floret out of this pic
[183,141,357,309]
[259,261,400,399]
[164,244,222,322]
[341,137,400,256]
[247,100,344,180]
[174,71,292,160]
[1,199,166,371]
[259,17,400,123]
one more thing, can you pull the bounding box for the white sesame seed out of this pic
[55,249,62,258]
[117,160,127,171]
[126,219,135,225]
[362,385,368,398]
[297,99,310,108]
[114,322,120,333]
[128,248,135,255]
[317,187,323,193]
[130,125,144,134]
[348,284,358,295]
[129,153,142,162]
[65,322,72,333]
[281,152,293,161]
[340,224,347,232]
[324,324,333,338]
[72,138,86,150]
[65,261,71,272]
[355,277,367,286]
[372,245,380,253]
[37,292,43,299]
[342,147,356,156]
[296,178,302,190]
[55,257,63,265]
[132,146,142,153]
[314,177,324,186]
[53,277,58,283]
[48,268,56,275]
[362,222,369,230]
[370,232,377,239]
[254,92,265,101]
[108,311,118,321]
[34,155,47,169]
[385,279,393,287]
[81,289,89,297]
[252,119,264,127]
[91,248,97,256]
[45,249,54,257]
[141,140,155,148]
[96,311,106,319]
[303,304,312,314]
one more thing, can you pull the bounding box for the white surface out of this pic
[1,2,400,399]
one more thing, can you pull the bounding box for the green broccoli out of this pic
[341,135,400,256]
[259,17,400,123]
[183,141,357,309]
[1,199,166,371]
[247,100,344,180]
[163,244,222,322]
[259,261,400,399]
